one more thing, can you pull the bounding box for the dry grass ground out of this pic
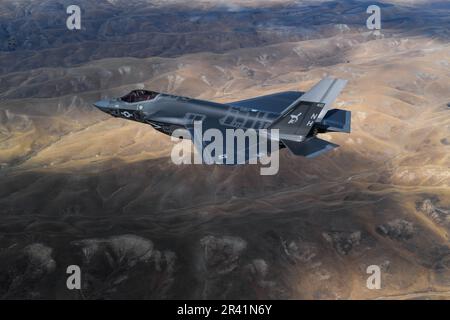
[0,0,449,299]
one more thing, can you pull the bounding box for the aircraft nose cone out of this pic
[93,100,109,111]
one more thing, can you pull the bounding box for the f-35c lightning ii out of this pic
[94,77,351,164]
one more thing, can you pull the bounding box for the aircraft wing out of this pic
[228,91,304,113]
[298,77,347,121]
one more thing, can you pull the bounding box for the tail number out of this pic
[306,113,319,126]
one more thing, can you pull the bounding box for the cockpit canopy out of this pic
[120,90,159,103]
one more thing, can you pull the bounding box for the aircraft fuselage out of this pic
[94,78,351,161]
[95,93,280,137]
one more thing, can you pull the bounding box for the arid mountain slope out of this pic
[0,0,449,299]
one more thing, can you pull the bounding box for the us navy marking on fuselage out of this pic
[121,111,133,118]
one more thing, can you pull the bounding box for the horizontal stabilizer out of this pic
[282,137,338,158]
[321,109,351,133]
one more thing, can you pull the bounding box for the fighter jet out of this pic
[94,77,351,164]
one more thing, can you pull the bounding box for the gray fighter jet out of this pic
[94,77,351,164]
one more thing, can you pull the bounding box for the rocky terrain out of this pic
[0,0,449,299]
